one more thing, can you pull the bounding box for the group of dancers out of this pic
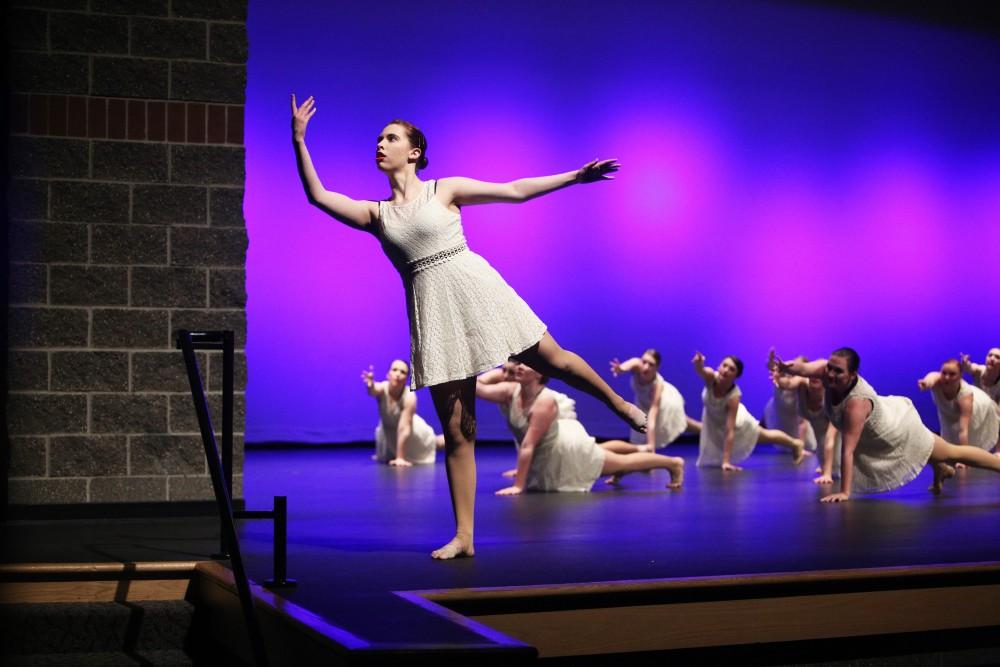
[291,95,1000,557]
[363,348,1000,501]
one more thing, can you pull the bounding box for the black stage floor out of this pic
[5,442,1000,649]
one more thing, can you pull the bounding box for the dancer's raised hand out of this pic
[360,365,374,385]
[576,158,620,183]
[609,358,623,377]
[291,94,317,142]
[691,351,705,369]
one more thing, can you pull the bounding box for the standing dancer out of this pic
[692,353,806,470]
[777,348,1000,501]
[961,348,1000,413]
[609,349,701,452]
[291,97,646,558]
[362,360,443,466]
[918,359,1000,454]
[477,363,684,493]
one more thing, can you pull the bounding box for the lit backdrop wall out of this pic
[246,0,1000,443]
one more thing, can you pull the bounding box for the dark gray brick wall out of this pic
[6,2,247,507]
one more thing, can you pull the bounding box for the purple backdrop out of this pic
[245,1,1000,443]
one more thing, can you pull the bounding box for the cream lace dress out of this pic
[931,380,1000,450]
[375,180,547,389]
[373,387,437,464]
[507,384,606,492]
[826,376,934,494]
[697,383,760,467]
[629,373,688,448]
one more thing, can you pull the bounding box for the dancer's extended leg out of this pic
[429,378,477,559]
[599,439,649,485]
[601,451,685,489]
[514,333,646,431]
[757,427,807,464]
[928,435,1000,494]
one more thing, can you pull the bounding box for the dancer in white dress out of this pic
[476,363,684,493]
[961,348,1000,416]
[692,353,806,470]
[918,359,1000,453]
[608,349,701,451]
[363,360,443,465]
[777,348,1000,501]
[767,351,840,483]
[291,99,646,558]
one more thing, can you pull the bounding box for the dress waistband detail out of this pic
[405,243,468,275]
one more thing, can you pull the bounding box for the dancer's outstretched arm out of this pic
[361,366,381,397]
[475,380,515,404]
[291,94,376,229]
[477,368,508,386]
[960,353,985,379]
[917,372,941,391]
[778,356,828,378]
[821,399,869,503]
[774,374,807,391]
[610,357,641,377]
[389,394,419,467]
[436,159,619,207]
[496,396,558,496]
[692,352,716,385]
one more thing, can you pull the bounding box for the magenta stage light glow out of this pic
[246,1,1000,443]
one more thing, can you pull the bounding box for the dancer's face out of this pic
[824,355,855,392]
[376,124,419,172]
[939,361,962,389]
[513,363,543,386]
[386,360,409,387]
[638,353,658,381]
[717,358,739,383]
[986,348,1000,370]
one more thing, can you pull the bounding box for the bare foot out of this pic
[791,439,808,465]
[604,473,624,485]
[667,458,684,489]
[431,535,474,560]
[929,463,956,494]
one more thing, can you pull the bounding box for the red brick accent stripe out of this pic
[8,93,245,145]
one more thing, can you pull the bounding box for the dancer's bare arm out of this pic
[291,94,377,229]
[361,367,382,397]
[814,426,839,484]
[960,353,984,379]
[646,381,662,448]
[778,356,828,378]
[822,399,870,502]
[774,374,807,390]
[691,352,716,385]
[476,381,515,404]
[956,393,973,445]
[477,368,507,386]
[722,396,741,471]
[917,372,940,391]
[437,159,619,207]
[610,357,640,377]
[389,394,418,467]
[497,396,558,495]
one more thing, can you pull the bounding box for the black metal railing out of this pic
[176,330,269,667]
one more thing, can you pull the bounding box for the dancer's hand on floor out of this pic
[496,485,523,496]
[821,492,850,503]
[721,462,742,472]
[501,469,517,478]
[813,474,834,485]
[389,457,412,467]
